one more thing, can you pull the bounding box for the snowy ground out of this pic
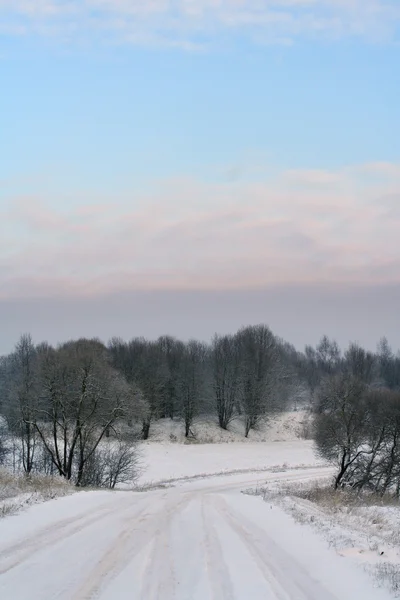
[0,411,314,514]
[0,416,398,599]
[0,465,393,600]
[137,439,321,486]
[146,409,312,444]
[254,480,400,597]
[136,410,319,486]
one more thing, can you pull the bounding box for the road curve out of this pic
[0,467,390,600]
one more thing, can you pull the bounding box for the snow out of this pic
[0,411,314,516]
[0,467,393,599]
[265,488,400,596]
[137,438,322,485]
[0,428,396,599]
[146,409,312,444]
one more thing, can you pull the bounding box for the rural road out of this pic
[0,467,390,600]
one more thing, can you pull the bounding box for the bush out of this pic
[78,439,141,489]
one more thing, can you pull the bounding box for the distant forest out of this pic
[1,326,400,492]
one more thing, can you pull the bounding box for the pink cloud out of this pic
[1,161,399,300]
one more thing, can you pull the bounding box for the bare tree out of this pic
[123,382,150,430]
[157,336,185,419]
[314,373,368,488]
[273,339,305,411]
[6,334,39,474]
[377,337,400,390]
[212,334,240,430]
[177,341,207,437]
[109,338,164,440]
[344,343,376,384]
[236,325,280,437]
[315,377,400,496]
[34,339,134,485]
[316,335,341,376]
[379,404,400,496]
[347,389,389,491]
[364,390,400,496]
[302,345,321,400]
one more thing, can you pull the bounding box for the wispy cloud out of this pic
[0,0,399,47]
[1,161,400,299]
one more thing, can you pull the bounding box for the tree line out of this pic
[107,325,293,439]
[0,327,399,491]
[0,325,292,485]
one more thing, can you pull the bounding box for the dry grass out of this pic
[301,484,399,509]
[268,479,400,509]
[0,468,75,518]
[374,562,400,596]
[0,469,73,499]
[0,502,19,518]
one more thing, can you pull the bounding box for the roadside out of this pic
[250,479,400,597]
[0,468,76,518]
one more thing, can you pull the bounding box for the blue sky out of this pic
[1,1,400,352]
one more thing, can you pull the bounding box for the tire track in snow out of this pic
[71,503,151,600]
[139,464,331,490]
[138,498,178,600]
[201,497,235,600]
[192,467,333,496]
[210,494,338,600]
[0,499,132,575]
[73,492,192,599]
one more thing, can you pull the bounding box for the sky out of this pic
[1,1,400,354]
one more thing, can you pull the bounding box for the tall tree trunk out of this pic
[142,418,151,440]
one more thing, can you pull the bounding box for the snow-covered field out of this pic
[136,409,319,485]
[0,412,398,599]
[0,411,312,513]
[138,439,321,485]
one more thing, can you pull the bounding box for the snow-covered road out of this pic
[0,467,392,600]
